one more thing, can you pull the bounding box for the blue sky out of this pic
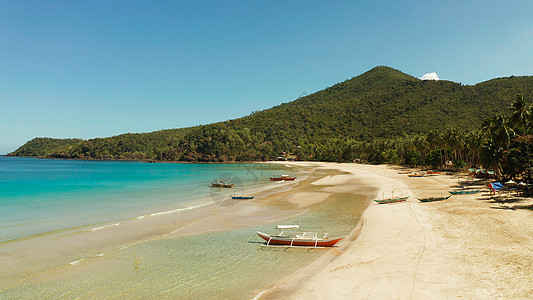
[1,1,532,154]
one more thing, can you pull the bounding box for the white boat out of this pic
[257,225,343,247]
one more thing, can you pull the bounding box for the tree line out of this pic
[8,67,532,181]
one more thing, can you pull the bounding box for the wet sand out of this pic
[258,162,533,299]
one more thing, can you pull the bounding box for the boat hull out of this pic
[256,232,343,247]
[269,177,296,181]
[448,189,480,195]
[418,195,451,202]
[374,196,410,204]
[232,196,254,200]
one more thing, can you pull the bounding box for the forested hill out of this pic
[9,66,533,161]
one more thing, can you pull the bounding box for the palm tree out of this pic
[464,130,484,167]
[510,94,530,135]
[426,130,446,167]
[480,140,504,179]
[482,114,515,150]
[413,133,429,164]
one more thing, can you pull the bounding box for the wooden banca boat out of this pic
[448,189,480,195]
[408,172,426,177]
[269,175,296,181]
[210,182,235,188]
[231,195,254,200]
[418,195,451,202]
[257,225,343,248]
[374,196,409,204]
[210,177,235,188]
[426,170,442,174]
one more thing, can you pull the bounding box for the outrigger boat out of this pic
[210,176,235,188]
[408,172,425,177]
[418,195,451,202]
[210,182,234,188]
[269,175,296,181]
[231,195,254,200]
[448,189,480,195]
[374,196,410,204]
[257,225,343,247]
[426,171,442,174]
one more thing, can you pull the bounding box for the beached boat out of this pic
[257,225,343,247]
[269,175,296,181]
[374,196,410,204]
[221,183,234,188]
[210,182,223,187]
[418,195,451,202]
[448,189,480,195]
[408,173,425,177]
[426,171,442,174]
[231,195,254,200]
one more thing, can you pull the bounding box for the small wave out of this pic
[69,259,83,265]
[90,223,121,231]
[251,289,269,300]
[136,202,212,219]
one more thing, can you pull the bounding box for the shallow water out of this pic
[1,193,368,299]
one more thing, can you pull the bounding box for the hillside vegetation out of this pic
[10,138,83,157]
[9,66,533,166]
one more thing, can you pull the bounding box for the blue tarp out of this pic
[490,182,504,189]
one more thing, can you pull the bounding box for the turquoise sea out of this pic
[0,157,370,299]
[0,157,287,242]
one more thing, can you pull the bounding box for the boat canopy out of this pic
[276,225,299,229]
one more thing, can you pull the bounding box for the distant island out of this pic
[9,66,533,181]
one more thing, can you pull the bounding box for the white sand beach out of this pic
[258,162,533,299]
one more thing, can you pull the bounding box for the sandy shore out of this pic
[259,162,533,299]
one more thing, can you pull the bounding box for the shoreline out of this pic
[1,161,373,297]
[3,161,531,298]
[3,155,274,164]
[258,162,533,299]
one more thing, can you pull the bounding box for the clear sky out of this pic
[1,0,532,154]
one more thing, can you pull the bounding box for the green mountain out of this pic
[9,66,533,161]
[9,138,83,157]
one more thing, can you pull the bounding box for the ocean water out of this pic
[0,157,372,299]
[0,157,287,242]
